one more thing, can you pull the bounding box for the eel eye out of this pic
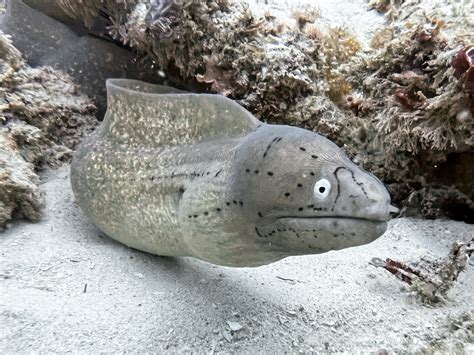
[314,179,331,199]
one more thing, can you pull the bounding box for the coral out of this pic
[0,32,97,227]
[340,0,474,220]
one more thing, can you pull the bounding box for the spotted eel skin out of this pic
[71,79,397,267]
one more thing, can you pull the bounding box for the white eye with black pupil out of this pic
[314,179,331,199]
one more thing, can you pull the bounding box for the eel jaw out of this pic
[256,216,388,254]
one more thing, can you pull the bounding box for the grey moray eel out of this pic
[71,79,398,267]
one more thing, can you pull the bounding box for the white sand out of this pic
[1,166,473,353]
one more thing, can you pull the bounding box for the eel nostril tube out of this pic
[389,205,399,214]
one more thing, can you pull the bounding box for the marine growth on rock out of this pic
[3,0,474,223]
[0,32,97,227]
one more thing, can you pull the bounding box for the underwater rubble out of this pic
[371,239,473,304]
[2,0,474,223]
[0,32,97,227]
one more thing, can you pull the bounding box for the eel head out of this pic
[229,124,398,255]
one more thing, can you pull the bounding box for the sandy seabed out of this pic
[1,166,472,353]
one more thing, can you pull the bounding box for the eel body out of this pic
[71,79,397,266]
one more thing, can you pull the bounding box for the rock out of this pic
[0,32,97,227]
[222,330,232,343]
[0,131,42,226]
[226,321,243,332]
[1,0,158,114]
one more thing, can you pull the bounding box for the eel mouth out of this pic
[276,215,388,223]
[256,216,388,252]
[276,215,386,222]
[262,216,388,242]
[253,215,388,255]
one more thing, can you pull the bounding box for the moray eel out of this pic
[71,79,398,267]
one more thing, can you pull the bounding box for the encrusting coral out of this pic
[0,32,97,227]
[341,0,474,221]
[16,0,474,222]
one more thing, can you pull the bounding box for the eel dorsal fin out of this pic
[102,79,260,146]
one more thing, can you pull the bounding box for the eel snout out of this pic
[333,166,398,222]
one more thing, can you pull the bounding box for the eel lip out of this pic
[275,216,387,223]
[265,216,388,242]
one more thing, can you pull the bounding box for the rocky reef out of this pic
[44,0,472,221]
[348,0,474,221]
[0,32,97,227]
[1,0,473,224]
[2,0,159,115]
